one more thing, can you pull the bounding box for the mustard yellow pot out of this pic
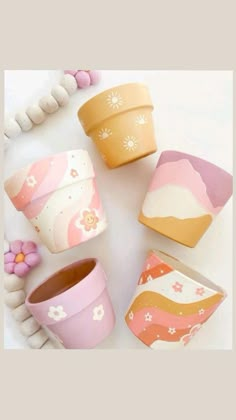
[77,83,157,168]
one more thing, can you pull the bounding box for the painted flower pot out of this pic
[139,151,233,247]
[77,83,157,168]
[125,250,226,349]
[25,258,115,349]
[4,149,107,253]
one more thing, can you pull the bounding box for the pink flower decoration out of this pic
[181,324,201,346]
[4,240,41,277]
[195,287,205,296]
[172,281,183,293]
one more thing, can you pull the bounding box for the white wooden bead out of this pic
[4,118,21,139]
[5,290,25,308]
[4,135,11,151]
[12,304,31,322]
[51,85,69,106]
[4,273,25,292]
[20,316,40,337]
[26,105,46,124]
[41,340,56,349]
[15,111,33,131]
[60,74,77,95]
[39,95,59,114]
[27,328,49,348]
[4,239,10,253]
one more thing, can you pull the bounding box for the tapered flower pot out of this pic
[138,150,233,247]
[125,250,226,349]
[77,83,157,168]
[4,149,107,253]
[25,258,115,349]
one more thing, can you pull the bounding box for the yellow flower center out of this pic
[15,252,25,263]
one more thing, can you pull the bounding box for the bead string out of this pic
[4,70,100,150]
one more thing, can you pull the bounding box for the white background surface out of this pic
[4,70,233,349]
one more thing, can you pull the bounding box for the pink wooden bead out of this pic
[64,70,78,76]
[88,70,101,85]
[75,71,91,88]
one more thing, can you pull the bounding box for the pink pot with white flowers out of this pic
[25,258,115,349]
[4,149,107,253]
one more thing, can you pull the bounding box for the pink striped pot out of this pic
[125,250,226,349]
[25,258,116,349]
[4,149,107,253]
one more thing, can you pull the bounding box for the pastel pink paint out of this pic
[4,150,107,253]
[25,259,115,349]
[126,302,220,336]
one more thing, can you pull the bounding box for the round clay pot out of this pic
[25,258,115,349]
[125,250,226,349]
[138,150,233,247]
[4,149,107,253]
[77,83,157,168]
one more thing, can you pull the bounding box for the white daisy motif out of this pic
[147,275,153,282]
[98,128,112,140]
[123,136,138,152]
[106,91,123,109]
[144,312,152,322]
[101,153,107,162]
[129,311,134,320]
[26,175,37,188]
[93,304,105,321]
[135,114,148,125]
[48,305,67,321]
[168,327,176,335]
[198,309,205,316]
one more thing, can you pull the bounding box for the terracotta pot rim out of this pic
[25,258,107,325]
[77,82,153,135]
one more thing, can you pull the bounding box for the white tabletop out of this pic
[4,70,233,349]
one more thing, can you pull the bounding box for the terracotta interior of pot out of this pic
[28,259,96,303]
[153,250,224,294]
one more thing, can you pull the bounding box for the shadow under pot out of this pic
[139,150,233,247]
[4,149,107,253]
[77,83,157,169]
[25,259,115,349]
[125,249,226,349]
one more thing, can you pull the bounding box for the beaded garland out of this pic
[4,70,101,149]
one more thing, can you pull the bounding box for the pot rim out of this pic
[4,149,95,211]
[25,258,107,326]
[77,82,154,135]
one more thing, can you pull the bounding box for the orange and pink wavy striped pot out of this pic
[125,250,226,349]
[4,149,107,253]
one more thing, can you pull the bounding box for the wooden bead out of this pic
[20,316,40,337]
[27,328,49,348]
[41,339,56,349]
[60,74,77,95]
[12,304,31,322]
[51,85,69,106]
[15,111,33,131]
[4,273,24,292]
[26,105,46,124]
[5,290,25,308]
[39,95,59,114]
[4,118,22,139]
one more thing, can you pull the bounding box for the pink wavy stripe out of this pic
[23,191,53,219]
[127,302,220,336]
[10,158,52,210]
[31,153,68,201]
[149,159,222,215]
[67,210,84,248]
[90,179,101,209]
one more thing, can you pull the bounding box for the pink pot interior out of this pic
[28,259,96,304]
